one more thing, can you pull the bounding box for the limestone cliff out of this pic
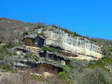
[23,27,103,61]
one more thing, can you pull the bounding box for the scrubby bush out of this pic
[41,46,60,52]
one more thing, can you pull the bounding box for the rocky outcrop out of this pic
[24,27,103,61]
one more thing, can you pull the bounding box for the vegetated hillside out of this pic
[0,18,111,57]
[0,18,43,44]
[90,38,112,57]
[0,18,112,84]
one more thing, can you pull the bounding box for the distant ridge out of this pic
[0,18,24,24]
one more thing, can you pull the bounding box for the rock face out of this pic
[27,27,103,61]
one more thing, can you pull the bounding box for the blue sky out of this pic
[0,0,112,40]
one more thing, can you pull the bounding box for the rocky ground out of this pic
[0,71,65,84]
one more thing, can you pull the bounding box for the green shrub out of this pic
[108,47,112,52]
[58,71,67,80]
[59,65,71,80]
[88,57,112,71]
[41,46,60,52]
[0,64,12,71]
[25,53,39,61]
[0,44,13,60]
[63,65,71,72]
[58,70,73,84]
[31,74,45,81]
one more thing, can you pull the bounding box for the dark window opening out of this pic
[34,36,45,47]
